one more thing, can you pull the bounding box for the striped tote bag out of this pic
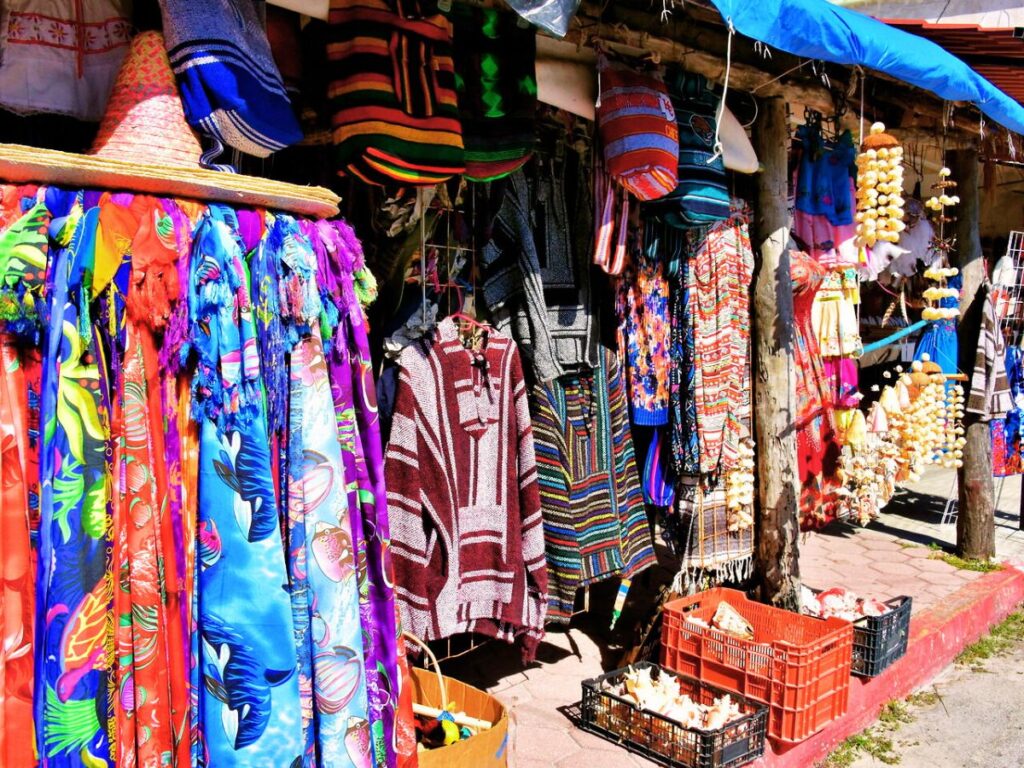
[595,54,678,202]
[328,0,465,186]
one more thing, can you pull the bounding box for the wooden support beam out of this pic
[751,96,802,609]
[559,10,836,114]
[952,146,996,561]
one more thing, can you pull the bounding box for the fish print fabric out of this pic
[186,207,304,766]
[315,219,404,766]
[0,184,412,768]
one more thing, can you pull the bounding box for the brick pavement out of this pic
[436,467,1023,768]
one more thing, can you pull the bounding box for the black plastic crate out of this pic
[579,662,768,768]
[851,596,912,677]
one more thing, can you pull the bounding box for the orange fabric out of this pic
[1,336,37,768]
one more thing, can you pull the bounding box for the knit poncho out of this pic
[385,318,548,659]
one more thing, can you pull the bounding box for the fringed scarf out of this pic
[35,195,117,767]
[186,205,303,766]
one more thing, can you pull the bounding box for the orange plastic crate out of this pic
[660,588,853,744]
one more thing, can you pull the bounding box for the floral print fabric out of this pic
[616,222,671,426]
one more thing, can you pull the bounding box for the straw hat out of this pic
[0,31,338,218]
[90,31,203,168]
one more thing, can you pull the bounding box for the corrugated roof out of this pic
[886,20,1024,105]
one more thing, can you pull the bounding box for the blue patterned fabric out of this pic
[188,206,304,766]
[35,199,116,768]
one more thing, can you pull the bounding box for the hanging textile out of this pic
[0,187,45,768]
[384,318,548,661]
[643,69,730,228]
[688,206,754,480]
[915,273,961,375]
[35,195,119,768]
[0,0,133,122]
[790,251,841,529]
[530,350,656,623]
[257,214,371,768]
[0,337,37,768]
[966,284,1013,422]
[327,0,466,186]
[449,5,538,182]
[669,247,700,477]
[792,125,858,265]
[0,182,415,768]
[159,0,303,157]
[315,218,409,765]
[482,163,599,383]
[616,222,671,426]
[664,476,754,592]
[185,206,305,765]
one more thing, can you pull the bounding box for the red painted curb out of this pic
[750,564,1024,767]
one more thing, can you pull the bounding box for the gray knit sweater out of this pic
[482,163,600,383]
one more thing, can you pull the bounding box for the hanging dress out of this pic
[791,252,841,529]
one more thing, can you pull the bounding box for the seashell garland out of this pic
[855,123,905,248]
[833,357,963,523]
[725,438,756,532]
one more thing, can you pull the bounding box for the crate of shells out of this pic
[579,662,768,768]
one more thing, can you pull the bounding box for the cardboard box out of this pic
[411,667,510,768]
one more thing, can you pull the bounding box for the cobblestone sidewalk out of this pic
[438,467,1023,768]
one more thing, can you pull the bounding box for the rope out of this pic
[858,67,865,148]
[708,18,734,165]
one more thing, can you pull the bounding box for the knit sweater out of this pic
[385,318,548,659]
[482,162,599,383]
[531,350,657,623]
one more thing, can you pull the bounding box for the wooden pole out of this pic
[952,146,996,560]
[752,96,802,609]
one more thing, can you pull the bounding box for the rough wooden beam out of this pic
[559,7,836,113]
[751,96,802,609]
[952,146,996,560]
[570,0,995,138]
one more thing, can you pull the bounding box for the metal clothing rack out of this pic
[943,231,1024,527]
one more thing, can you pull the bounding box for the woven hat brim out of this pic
[0,143,339,219]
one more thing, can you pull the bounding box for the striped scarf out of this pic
[160,0,302,157]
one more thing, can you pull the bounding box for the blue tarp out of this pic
[708,0,1024,135]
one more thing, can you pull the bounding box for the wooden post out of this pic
[952,146,996,560]
[752,96,802,609]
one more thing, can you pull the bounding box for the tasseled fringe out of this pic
[0,288,41,342]
[352,267,378,311]
[670,554,754,596]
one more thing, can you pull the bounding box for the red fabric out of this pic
[385,320,547,660]
[596,56,679,201]
[791,253,841,530]
[1,336,36,768]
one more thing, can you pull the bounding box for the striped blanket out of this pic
[160,0,302,157]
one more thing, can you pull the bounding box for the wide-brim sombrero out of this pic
[0,31,338,218]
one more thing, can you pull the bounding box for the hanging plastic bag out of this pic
[503,0,581,38]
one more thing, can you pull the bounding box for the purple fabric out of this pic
[317,219,400,767]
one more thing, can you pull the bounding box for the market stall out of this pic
[2,1,1024,767]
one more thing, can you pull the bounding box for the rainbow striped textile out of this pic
[327,0,465,186]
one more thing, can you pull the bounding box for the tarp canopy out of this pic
[707,0,1024,135]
